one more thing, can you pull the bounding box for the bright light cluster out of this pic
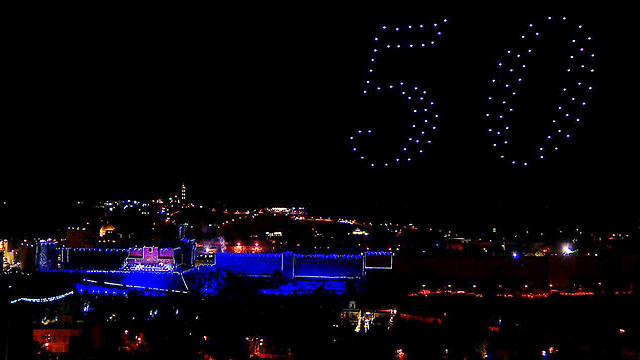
[562,244,575,255]
[352,18,449,168]
[486,16,597,167]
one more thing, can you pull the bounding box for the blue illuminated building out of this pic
[36,243,393,297]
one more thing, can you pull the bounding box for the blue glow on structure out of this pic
[259,280,348,296]
[292,254,364,279]
[74,278,188,297]
[46,270,191,296]
[75,283,133,297]
[41,248,393,293]
[214,253,284,276]
[208,251,392,280]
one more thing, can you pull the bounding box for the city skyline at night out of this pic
[2,10,639,360]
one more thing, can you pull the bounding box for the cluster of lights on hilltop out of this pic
[102,200,152,215]
[352,18,449,168]
[486,16,597,167]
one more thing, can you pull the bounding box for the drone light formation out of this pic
[485,16,597,168]
[353,17,449,169]
[352,16,597,169]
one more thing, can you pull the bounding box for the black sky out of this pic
[2,10,638,235]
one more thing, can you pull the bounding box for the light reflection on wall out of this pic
[227,246,275,254]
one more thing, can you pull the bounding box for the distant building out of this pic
[1,239,16,267]
[66,227,95,248]
[445,237,471,251]
[99,224,115,238]
[33,314,101,353]
[36,243,58,270]
[98,224,121,246]
[33,329,82,353]
[123,247,177,271]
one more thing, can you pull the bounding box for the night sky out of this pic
[2,11,638,235]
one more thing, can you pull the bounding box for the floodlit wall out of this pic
[214,253,284,276]
[210,251,392,279]
[293,254,363,279]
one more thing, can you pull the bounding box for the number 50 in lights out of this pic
[350,16,597,169]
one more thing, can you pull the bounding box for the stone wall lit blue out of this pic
[293,254,363,279]
[214,253,284,276]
